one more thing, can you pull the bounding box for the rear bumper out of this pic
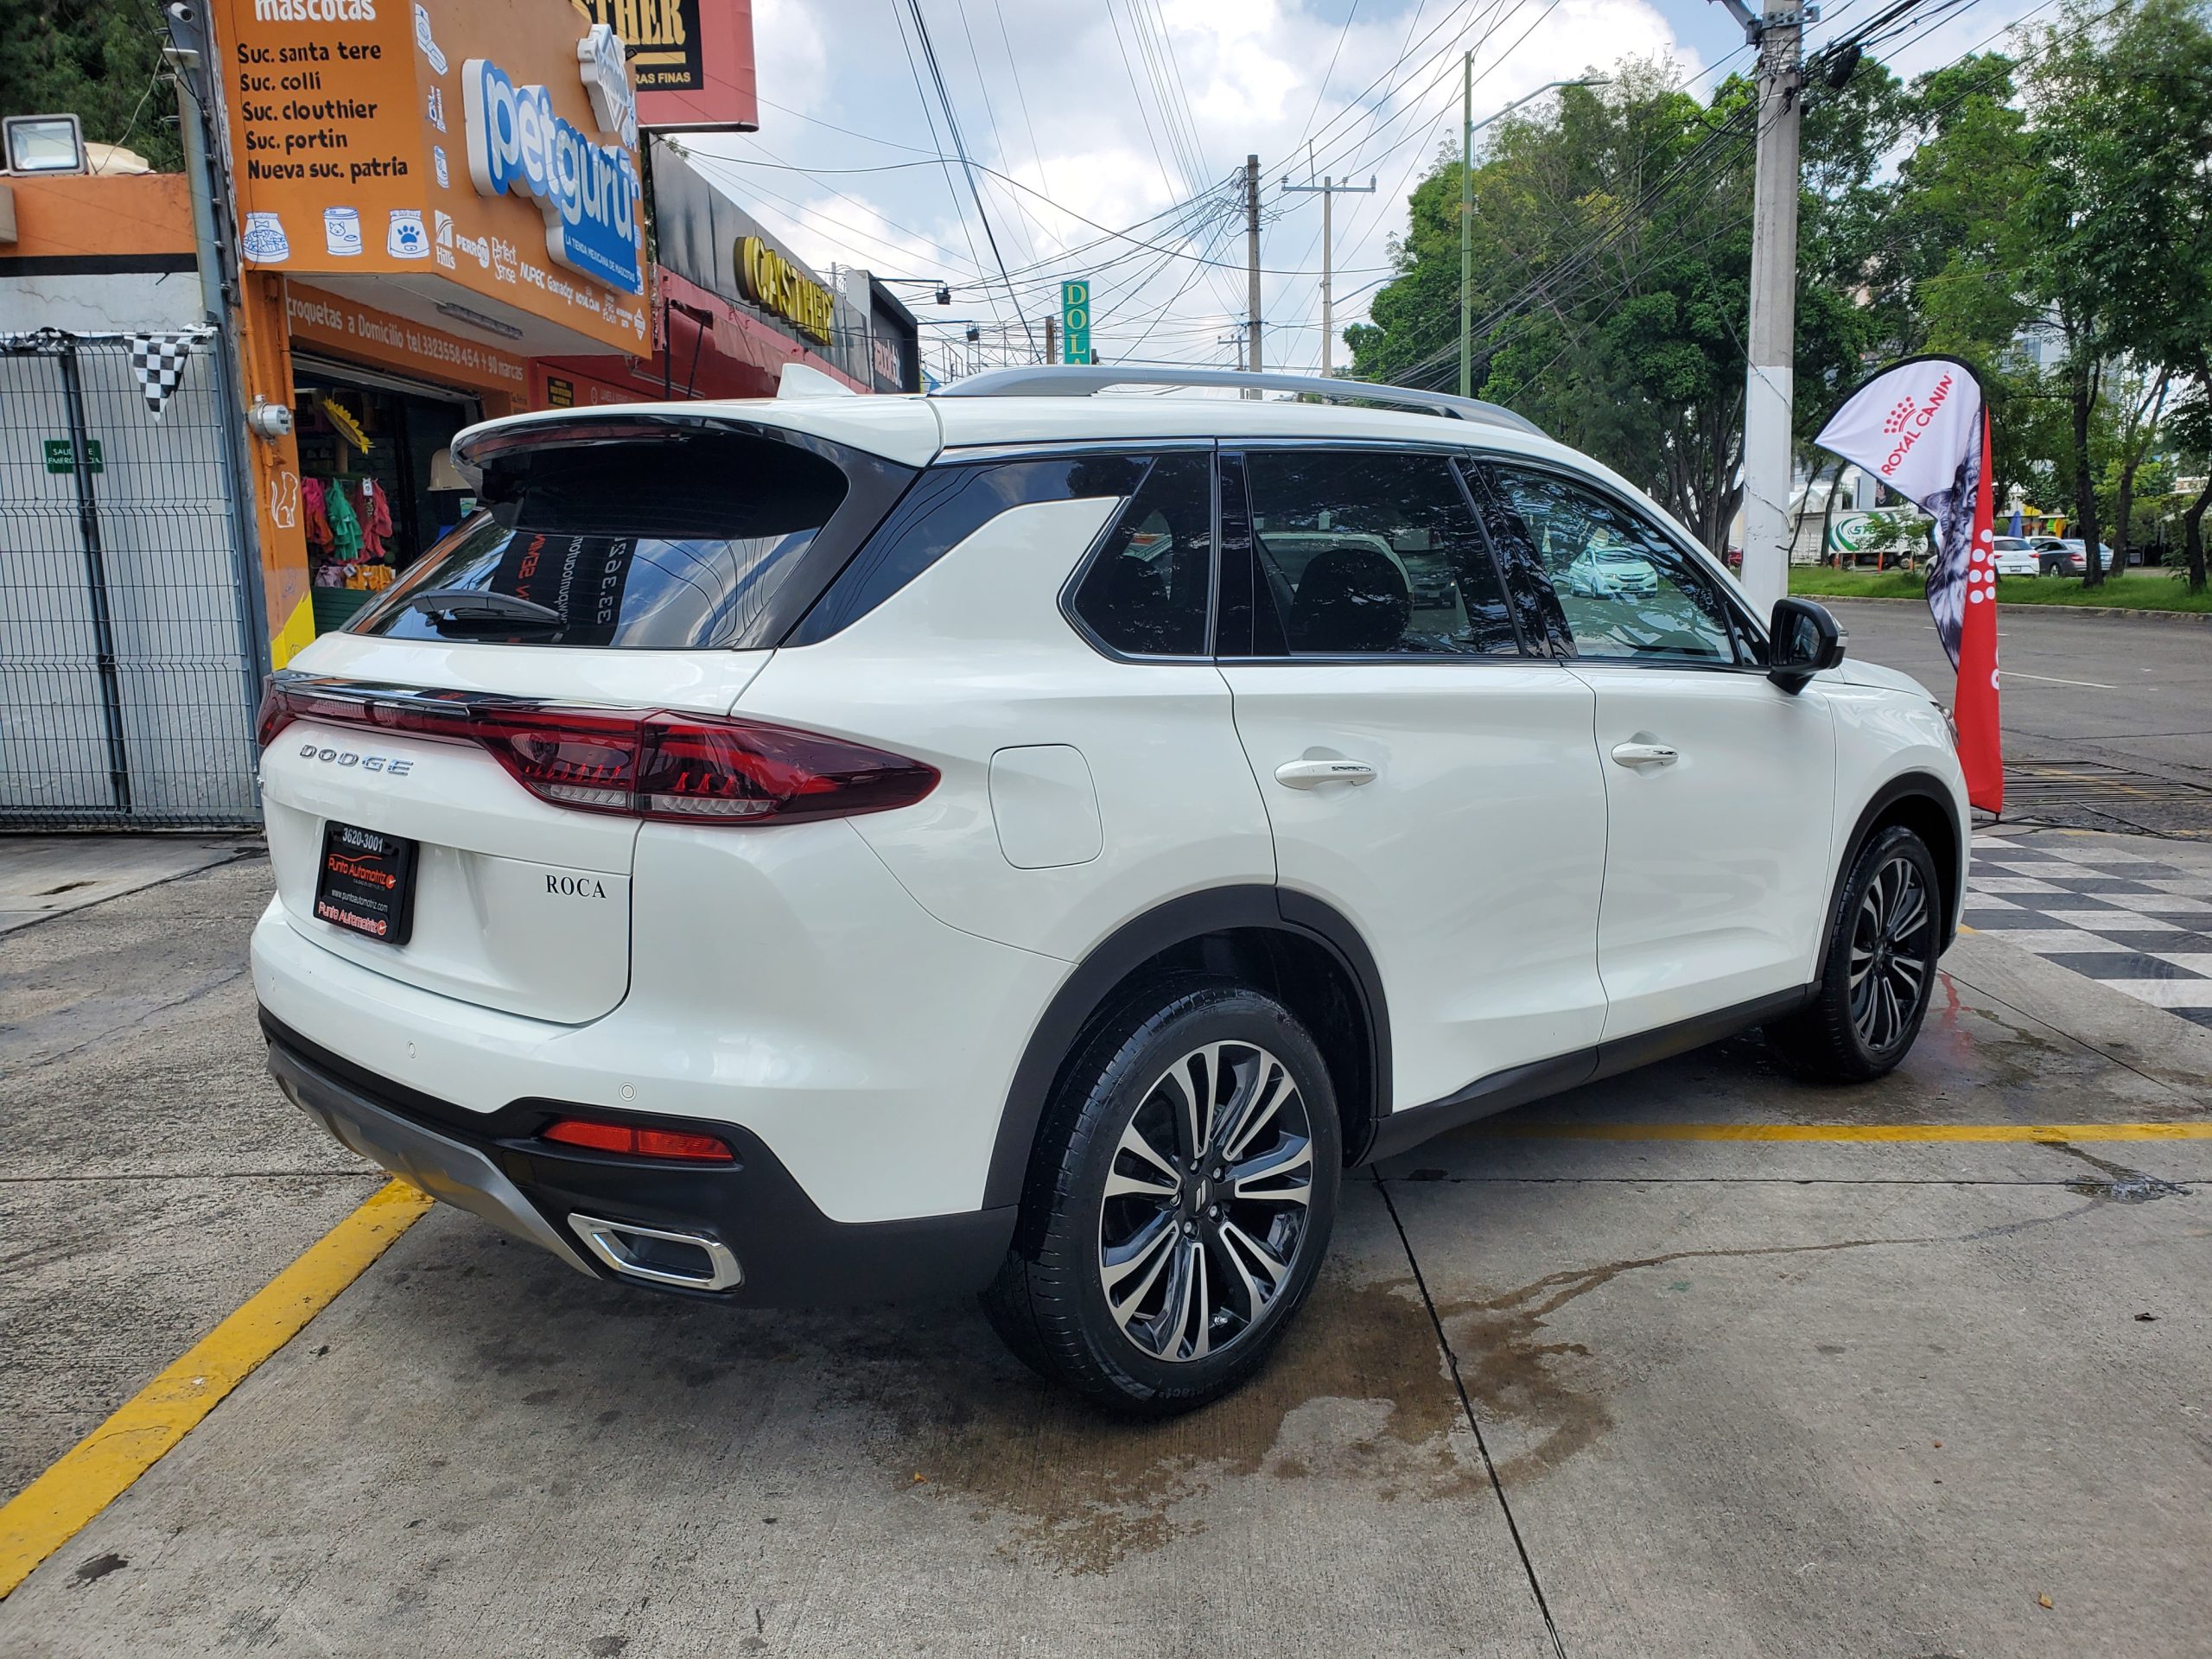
[269,1037,595,1274]
[266,1015,1015,1306]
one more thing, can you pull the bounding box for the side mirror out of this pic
[1768,596,1846,692]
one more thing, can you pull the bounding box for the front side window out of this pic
[1485,467,1738,665]
[1241,448,1518,657]
[1067,453,1215,656]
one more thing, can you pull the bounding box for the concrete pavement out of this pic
[3,841,2209,1656]
[0,855,378,1500]
[0,836,257,935]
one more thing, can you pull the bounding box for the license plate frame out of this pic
[313,821,418,947]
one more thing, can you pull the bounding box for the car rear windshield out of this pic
[352,429,866,649]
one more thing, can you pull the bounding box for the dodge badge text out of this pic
[301,743,412,775]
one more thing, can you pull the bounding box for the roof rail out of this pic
[930,363,1545,436]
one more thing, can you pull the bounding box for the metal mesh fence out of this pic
[1,334,261,829]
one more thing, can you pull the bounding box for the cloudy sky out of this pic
[682,0,2055,385]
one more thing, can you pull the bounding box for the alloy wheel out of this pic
[1096,1041,1315,1363]
[1849,853,1934,1052]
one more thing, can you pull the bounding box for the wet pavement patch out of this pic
[2043,1141,2192,1204]
[818,1253,1485,1574]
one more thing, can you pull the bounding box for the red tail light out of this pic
[541,1117,734,1162]
[257,680,938,825]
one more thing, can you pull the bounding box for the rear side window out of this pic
[1066,453,1215,657]
[1240,448,1518,656]
[354,431,866,649]
[790,453,1147,645]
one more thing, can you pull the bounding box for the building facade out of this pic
[0,0,916,827]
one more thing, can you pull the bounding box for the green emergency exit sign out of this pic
[44,438,103,474]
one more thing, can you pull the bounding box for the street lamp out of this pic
[1461,75,1610,397]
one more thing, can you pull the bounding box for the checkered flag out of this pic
[127,331,207,420]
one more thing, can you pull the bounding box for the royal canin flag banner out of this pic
[1814,356,2003,813]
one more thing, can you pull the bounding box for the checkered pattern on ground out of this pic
[1965,830,2212,1029]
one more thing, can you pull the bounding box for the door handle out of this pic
[1274,758,1377,789]
[1610,741,1679,768]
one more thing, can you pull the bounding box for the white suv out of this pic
[251,365,1968,1414]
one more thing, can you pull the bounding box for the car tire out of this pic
[1765,825,1944,1084]
[982,977,1342,1417]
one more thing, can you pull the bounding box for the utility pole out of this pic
[1715,0,1812,616]
[160,0,270,690]
[1461,53,1474,397]
[1244,154,1262,397]
[1282,172,1374,376]
[1456,75,1610,400]
[1045,315,1058,365]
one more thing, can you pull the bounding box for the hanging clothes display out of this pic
[324,483,362,562]
[292,370,474,631]
[358,479,393,563]
[302,477,333,554]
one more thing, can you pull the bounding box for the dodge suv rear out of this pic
[254,365,1967,1414]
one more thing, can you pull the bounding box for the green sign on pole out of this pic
[44,437,103,474]
[1060,281,1091,365]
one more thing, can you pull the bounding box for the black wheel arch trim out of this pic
[1828,772,1967,956]
[983,885,1391,1210]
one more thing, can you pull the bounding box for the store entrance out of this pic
[291,361,480,632]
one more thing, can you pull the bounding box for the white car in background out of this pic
[251,365,1968,1415]
[1560,542,1662,598]
[1990,536,2041,577]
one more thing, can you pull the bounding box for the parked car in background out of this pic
[1990,537,2042,577]
[2031,536,2110,575]
[1561,541,1662,598]
[250,365,1968,1415]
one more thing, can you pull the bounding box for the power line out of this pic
[951,0,1042,270]
[988,0,1054,203]
[892,0,1001,333]
[904,0,1037,352]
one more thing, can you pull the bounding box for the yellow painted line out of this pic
[1472,1122,2212,1143]
[0,1179,431,1599]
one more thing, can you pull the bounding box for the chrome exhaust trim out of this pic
[567,1212,743,1292]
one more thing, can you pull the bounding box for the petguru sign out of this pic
[463,25,644,295]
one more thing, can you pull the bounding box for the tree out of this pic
[2170,388,2212,593]
[0,0,181,172]
[2021,0,2212,591]
[1346,60,1879,554]
[2103,365,2171,570]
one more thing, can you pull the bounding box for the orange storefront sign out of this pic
[285,284,529,396]
[213,0,650,354]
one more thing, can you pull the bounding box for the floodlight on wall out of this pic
[3,114,87,176]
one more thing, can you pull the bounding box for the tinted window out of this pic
[793,454,1147,645]
[1487,467,1738,664]
[354,432,852,649]
[1069,454,1215,656]
[1242,449,1518,656]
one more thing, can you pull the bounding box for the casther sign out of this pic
[463,29,644,295]
[736,234,831,343]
